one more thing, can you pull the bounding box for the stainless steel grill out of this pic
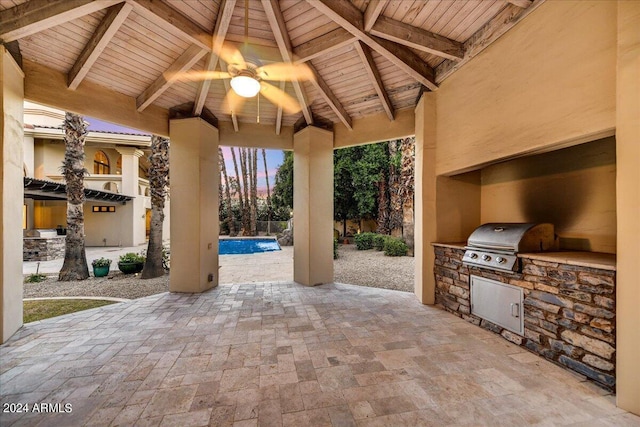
[463,223,557,272]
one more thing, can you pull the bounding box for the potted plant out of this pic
[91,257,111,277]
[118,252,145,274]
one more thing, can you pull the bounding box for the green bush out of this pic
[354,232,376,250]
[372,234,390,251]
[25,273,47,283]
[383,238,408,256]
[333,239,339,259]
[91,257,112,267]
[118,252,145,263]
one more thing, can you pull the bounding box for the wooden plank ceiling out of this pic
[0,0,542,133]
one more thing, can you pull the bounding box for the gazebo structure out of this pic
[1,0,638,416]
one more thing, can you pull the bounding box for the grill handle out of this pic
[510,303,520,318]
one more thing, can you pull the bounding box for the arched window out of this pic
[94,151,110,174]
[103,182,119,193]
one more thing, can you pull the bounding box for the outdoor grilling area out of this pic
[433,138,619,391]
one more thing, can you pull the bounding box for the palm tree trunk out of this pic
[219,148,236,236]
[231,147,244,234]
[261,149,272,235]
[388,139,403,237]
[59,112,89,281]
[239,148,251,235]
[376,174,389,234]
[142,135,169,278]
[250,148,258,235]
[400,137,415,255]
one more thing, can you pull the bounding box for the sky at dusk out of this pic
[86,117,284,192]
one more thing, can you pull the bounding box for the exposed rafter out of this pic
[307,63,352,130]
[507,0,534,8]
[436,0,546,83]
[128,0,211,50]
[293,28,355,64]
[192,0,236,116]
[261,0,314,125]
[0,0,121,42]
[136,45,207,112]
[370,16,464,61]
[364,0,387,32]
[353,41,394,122]
[308,0,437,91]
[67,2,133,90]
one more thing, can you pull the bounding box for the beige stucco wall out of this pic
[615,0,640,414]
[1,48,24,343]
[436,1,616,176]
[169,118,219,293]
[293,126,334,286]
[481,137,616,253]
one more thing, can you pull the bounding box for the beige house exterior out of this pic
[21,102,170,249]
[1,0,638,415]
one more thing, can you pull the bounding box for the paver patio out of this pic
[1,282,637,426]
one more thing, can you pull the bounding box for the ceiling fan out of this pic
[169,0,315,118]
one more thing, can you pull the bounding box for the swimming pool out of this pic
[219,238,281,255]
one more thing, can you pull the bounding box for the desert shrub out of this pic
[354,232,376,250]
[25,273,47,283]
[372,234,390,251]
[383,238,408,256]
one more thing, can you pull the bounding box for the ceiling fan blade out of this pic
[260,82,301,114]
[218,43,246,69]
[222,89,246,115]
[256,62,315,82]
[165,70,231,82]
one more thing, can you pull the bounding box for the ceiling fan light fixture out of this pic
[230,75,260,98]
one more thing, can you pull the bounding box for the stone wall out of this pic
[23,237,65,261]
[434,245,616,390]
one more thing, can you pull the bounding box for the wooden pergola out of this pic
[1,0,638,414]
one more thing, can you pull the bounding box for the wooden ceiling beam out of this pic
[261,0,314,125]
[0,0,122,42]
[370,16,464,61]
[364,0,387,32]
[506,0,533,8]
[127,0,211,50]
[136,44,207,112]
[436,0,545,84]
[293,28,355,63]
[353,41,394,121]
[307,63,352,130]
[193,0,236,116]
[68,2,133,90]
[308,0,437,91]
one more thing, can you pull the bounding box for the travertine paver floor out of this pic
[1,283,638,427]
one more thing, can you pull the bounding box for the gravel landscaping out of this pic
[23,243,414,299]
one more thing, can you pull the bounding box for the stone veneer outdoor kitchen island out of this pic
[433,243,616,390]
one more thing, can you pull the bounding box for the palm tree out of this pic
[141,135,169,279]
[250,148,258,235]
[231,147,245,234]
[219,147,236,236]
[58,112,89,281]
[388,139,403,236]
[399,137,415,255]
[239,148,251,235]
[261,149,272,235]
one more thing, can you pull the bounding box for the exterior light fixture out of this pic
[230,75,260,98]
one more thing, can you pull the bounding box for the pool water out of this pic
[219,238,281,255]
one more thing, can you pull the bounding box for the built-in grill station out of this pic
[463,223,557,272]
[463,223,558,336]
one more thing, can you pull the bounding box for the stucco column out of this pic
[169,118,219,293]
[116,147,145,246]
[1,47,24,343]
[293,126,333,286]
[414,93,437,304]
[615,0,640,415]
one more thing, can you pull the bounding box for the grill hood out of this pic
[467,223,557,253]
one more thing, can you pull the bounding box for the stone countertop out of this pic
[431,242,616,271]
[518,251,616,271]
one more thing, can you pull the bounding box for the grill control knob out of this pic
[496,256,505,264]
[469,253,478,259]
[482,254,491,261]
